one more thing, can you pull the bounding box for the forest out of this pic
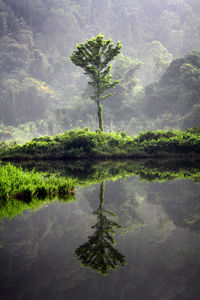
[1,2,200,298]
[1,0,200,141]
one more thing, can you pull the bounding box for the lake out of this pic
[0,159,200,300]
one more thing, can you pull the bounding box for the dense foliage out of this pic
[144,50,200,129]
[44,158,200,184]
[0,0,200,140]
[0,162,75,219]
[0,128,200,160]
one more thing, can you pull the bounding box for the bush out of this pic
[137,130,176,143]
[0,127,200,160]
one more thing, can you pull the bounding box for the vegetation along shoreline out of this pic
[0,127,200,161]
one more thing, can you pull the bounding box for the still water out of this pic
[1,160,200,300]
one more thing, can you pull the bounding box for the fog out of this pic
[0,0,200,141]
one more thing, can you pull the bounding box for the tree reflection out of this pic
[75,182,126,275]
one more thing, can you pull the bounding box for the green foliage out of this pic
[136,130,176,143]
[59,158,200,184]
[186,126,200,134]
[0,162,76,219]
[132,159,200,183]
[0,128,200,160]
[75,210,126,275]
[70,34,122,131]
[1,157,200,221]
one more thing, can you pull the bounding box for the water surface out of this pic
[1,160,200,300]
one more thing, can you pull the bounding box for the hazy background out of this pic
[0,0,200,141]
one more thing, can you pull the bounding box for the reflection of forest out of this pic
[75,182,126,275]
[0,173,200,299]
[145,179,200,235]
[16,158,200,183]
[1,159,200,233]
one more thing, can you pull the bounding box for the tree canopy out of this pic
[70,34,122,131]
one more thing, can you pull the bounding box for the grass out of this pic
[0,162,76,220]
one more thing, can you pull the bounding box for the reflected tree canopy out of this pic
[75,182,126,275]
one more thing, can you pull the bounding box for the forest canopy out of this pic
[0,0,200,141]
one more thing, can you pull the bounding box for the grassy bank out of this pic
[1,158,200,220]
[0,163,76,219]
[0,127,200,160]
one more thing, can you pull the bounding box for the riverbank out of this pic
[0,162,76,219]
[1,157,200,220]
[0,127,200,160]
[0,163,75,200]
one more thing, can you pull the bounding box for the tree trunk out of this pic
[96,70,104,131]
[99,181,105,207]
[97,102,104,131]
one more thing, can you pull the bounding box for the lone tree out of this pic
[70,34,122,131]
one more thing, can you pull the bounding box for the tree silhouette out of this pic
[75,182,126,275]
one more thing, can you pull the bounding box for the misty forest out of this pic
[1,1,200,300]
[0,0,200,139]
